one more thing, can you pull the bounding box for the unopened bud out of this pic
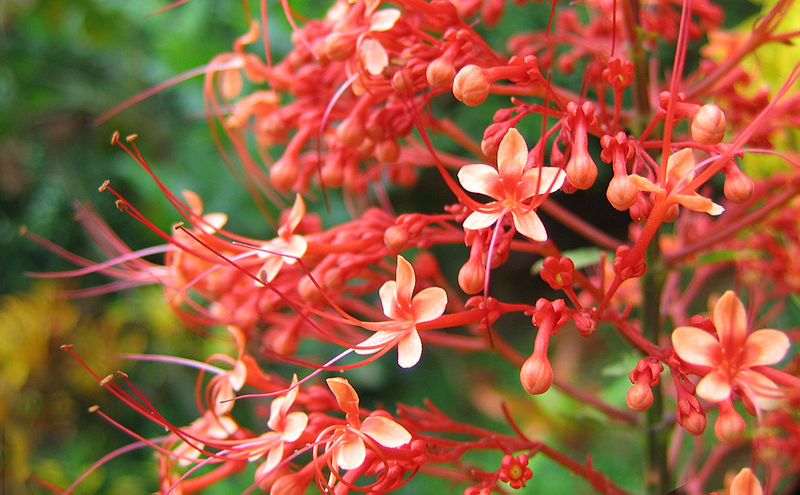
[426,56,456,88]
[520,352,552,395]
[681,408,707,435]
[453,65,490,106]
[691,103,727,145]
[664,203,680,222]
[629,194,652,222]
[376,138,401,163]
[714,404,746,443]
[626,380,654,411]
[724,165,754,203]
[458,257,485,294]
[298,276,322,303]
[606,174,638,210]
[321,157,344,188]
[325,32,356,60]
[384,225,409,253]
[270,157,298,191]
[565,150,597,189]
[336,114,366,148]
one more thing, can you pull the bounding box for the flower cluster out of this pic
[29,0,800,493]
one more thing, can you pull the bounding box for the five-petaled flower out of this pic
[499,453,533,489]
[671,291,790,410]
[255,194,308,283]
[322,377,412,471]
[458,128,566,242]
[356,255,447,368]
[629,148,724,216]
[233,375,308,480]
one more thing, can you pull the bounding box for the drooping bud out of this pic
[723,163,754,203]
[714,402,746,443]
[458,255,485,294]
[453,65,490,106]
[681,407,707,436]
[219,68,243,100]
[606,174,638,211]
[270,156,298,191]
[426,56,456,89]
[298,276,322,303]
[565,101,597,189]
[626,380,654,411]
[520,351,552,395]
[691,103,727,145]
[376,138,401,163]
[336,113,366,148]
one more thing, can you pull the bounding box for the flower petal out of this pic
[411,287,447,322]
[458,164,501,198]
[463,210,502,231]
[397,329,422,368]
[741,329,790,367]
[379,280,399,319]
[360,38,388,75]
[713,291,747,352]
[519,167,566,197]
[497,128,528,181]
[335,434,366,470]
[354,330,400,355]
[369,8,400,31]
[395,255,415,309]
[695,370,732,403]
[326,377,360,416]
[281,411,309,442]
[264,443,284,473]
[629,174,661,193]
[729,467,763,495]
[361,415,412,447]
[671,326,720,367]
[734,369,782,411]
[511,209,547,242]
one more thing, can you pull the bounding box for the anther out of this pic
[88,405,100,413]
[98,179,110,192]
[100,374,114,386]
[110,131,120,145]
[115,200,128,213]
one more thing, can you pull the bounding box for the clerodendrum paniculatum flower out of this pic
[672,291,790,410]
[458,128,566,242]
[356,255,447,368]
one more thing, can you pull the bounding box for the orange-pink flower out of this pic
[356,255,447,368]
[323,377,411,471]
[457,128,566,242]
[671,291,790,410]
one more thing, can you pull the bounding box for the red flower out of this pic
[671,291,790,410]
[458,128,565,242]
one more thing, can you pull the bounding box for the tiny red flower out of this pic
[498,453,533,489]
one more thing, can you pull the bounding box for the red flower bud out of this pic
[426,56,456,88]
[723,164,754,203]
[453,65,490,106]
[270,156,298,191]
[691,103,727,145]
[458,256,485,294]
[714,402,746,443]
[626,380,654,411]
[606,174,638,211]
[520,351,552,395]
[384,225,409,253]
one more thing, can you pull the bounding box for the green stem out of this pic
[643,236,670,494]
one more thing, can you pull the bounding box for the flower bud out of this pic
[298,276,322,303]
[325,32,356,60]
[453,65,490,106]
[565,149,597,189]
[458,256,485,294]
[426,56,456,88]
[626,380,654,411]
[629,194,652,222]
[664,203,680,222]
[714,404,746,443]
[376,138,401,163]
[606,174,638,210]
[321,159,344,188]
[270,156,298,191]
[384,225,409,253]
[680,408,707,436]
[691,103,727,145]
[336,114,366,148]
[724,165,754,203]
[520,352,552,395]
